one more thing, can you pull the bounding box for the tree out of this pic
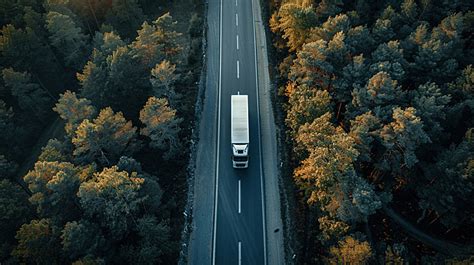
[417,129,474,229]
[140,97,182,159]
[288,40,334,88]
[61,220,104,261]
[46,11,89,70]
[131,13,182,67]
[72,107,138,166]
[78,166,145,240]
[105,0,145,38]
[270,2,317,52]
[2,68,51,122]
[329,236,372,265]
[120,215,172,264]
[0,179,33,260]
[0,24,62,89]
[347,71,405,121]
[54,90,96,136]
[150,60,179,106]
[24,161,82,222]
[13,218,62,264]
[92,31,125,56]
[38,139,68,162]
[78,46,151,116]
[285,82,332,135]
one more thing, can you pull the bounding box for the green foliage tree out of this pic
[24,161,81,222]
[105,0,145,38]
[78,166,145,240]
[131,13,182,67]
[140,97,182,159]
[72,107,138,166]
[285,82,332,136]
[13,218,62,264]
[46,11,89,70]
[0,179,32,260]
[61,220,104,261]
[417,129,474,228]
[2,68,51,122]
[120,215,172,264]
[38,139,68,162]
[54,90,96,136]
[150,60,179,106]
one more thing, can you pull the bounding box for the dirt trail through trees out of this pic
[383,207,474,257]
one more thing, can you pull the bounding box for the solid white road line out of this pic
[211,0,223,264]
[251,0,267,264]
[238,241,242,265]
[238,179,241,213]
[237,60,240,79]
[236,35,239,50]
[236,13,238,26]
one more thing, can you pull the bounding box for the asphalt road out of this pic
[212,0,266,264]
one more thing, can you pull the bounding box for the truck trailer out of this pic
[231,94,249,168]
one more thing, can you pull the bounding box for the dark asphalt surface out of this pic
[213,0,266,264]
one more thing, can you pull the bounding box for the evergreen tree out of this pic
[54,90,97,136]
[2,68,51,122]
[150,60,179,106]
[72,107,138,166]
[270,2,317,52]
[285,82,332,136]
[24,161,82,222]
[13,218,62,264]
[105,0,145,38]
[329,236,372,265]
[0,179,32,260]
[61,220,104,261]
[78,166,145,240]
[139,97,182,159]
[46,11,89,70]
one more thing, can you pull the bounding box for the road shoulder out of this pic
[252,0,285,263]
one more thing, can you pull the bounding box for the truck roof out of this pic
[231,95,249,144]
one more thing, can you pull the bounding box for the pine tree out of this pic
[139,97,182,159]
[329,236,372,265]
[24,161,82,222]
[54,90,97,136]
[61,220,104,261]
[72,107,138,166]
[13,218,62,264]
[46,11,89,70]
[78,166,145,240]
[2,68,51,122]
[270,1,317,52]
[150,60,179,106]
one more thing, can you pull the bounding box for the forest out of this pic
[268,0,473,263]
[0,0,204,264]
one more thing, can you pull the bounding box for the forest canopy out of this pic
[269,0,473,263]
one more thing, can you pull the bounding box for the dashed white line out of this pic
[236,13,238,26]
[236,35,239,50]
[238,179,241,213]
[237,60,240,79]
[238,241,242,265]
[236,0,238,6]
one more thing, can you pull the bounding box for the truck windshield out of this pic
[233,156,248,162]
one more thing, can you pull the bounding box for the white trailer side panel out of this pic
[231,95,249,144]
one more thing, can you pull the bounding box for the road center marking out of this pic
[236,35,239,50]
[237,60,240,79]
[236,0,238,6]
[238,241,242,265]
[236,13,238,26]
[238,179,241,213]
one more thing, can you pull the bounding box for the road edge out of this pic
[251,0,285,264]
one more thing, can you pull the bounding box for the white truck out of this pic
[231,94,249,168]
